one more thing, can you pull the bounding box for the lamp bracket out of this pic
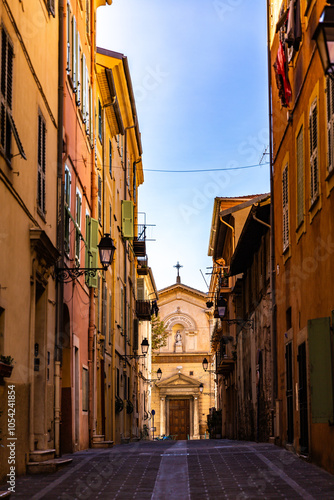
[56,267,107,283]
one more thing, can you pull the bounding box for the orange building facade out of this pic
[269,0,334,473]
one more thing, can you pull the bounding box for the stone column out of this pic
[193,396,200,439]
[160,397,165,436]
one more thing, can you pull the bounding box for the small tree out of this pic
[151,315,168,351]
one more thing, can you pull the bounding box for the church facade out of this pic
[151,272,214,440]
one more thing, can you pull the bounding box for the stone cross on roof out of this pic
[174,261,183,284]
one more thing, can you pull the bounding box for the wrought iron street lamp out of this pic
[313,1,334,79]
[57,233,116,282]
[125,338,150,360]
[202,357,216,373]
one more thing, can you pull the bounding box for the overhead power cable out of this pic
[143,162,270,173]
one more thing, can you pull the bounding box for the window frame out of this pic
[309,98,319,205]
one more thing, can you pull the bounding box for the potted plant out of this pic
[0,355,14,379]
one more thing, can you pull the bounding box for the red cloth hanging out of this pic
[275,41,292,107]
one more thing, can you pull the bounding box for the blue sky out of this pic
[97,0,270,292]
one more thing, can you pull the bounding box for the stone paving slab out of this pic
[0,440,333,499]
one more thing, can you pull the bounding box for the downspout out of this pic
[88,2,96,448]
[267,0,278,437]
[219,217,235,254]
[123,121,137,365]
[55,0,65,458]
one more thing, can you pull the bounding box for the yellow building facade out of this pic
[0,0,59,479]
[152,274,213,440]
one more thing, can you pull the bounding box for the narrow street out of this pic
[4,440,334,500]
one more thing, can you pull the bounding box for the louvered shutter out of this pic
[309,100,318,202]
[72,16,76,86]
[82,54,86,117]
[86,217,98,288]
[121,200,134,239]
[327,77,334,173]
[66,3,71,73]
[37,114,46,214]
[296,126,304,227]
[282,165,289,251]
[76,32,81,106]
[137,278,145,300]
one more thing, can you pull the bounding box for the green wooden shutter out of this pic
[85,217,98,288]
[308,317,334,423]
[121,200,134,239]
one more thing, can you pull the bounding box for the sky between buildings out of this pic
[97,0,270,293]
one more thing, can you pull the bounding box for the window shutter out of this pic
[308,317,333,423]
[37,114,46,214]
[66,3,71,73]
[72,16,77,86]
[137,278,145,300]
[309,99,318,202]
[82,54,86,117]
[76,33,81,106]
[296,126,304,227]
[133,319,139,351]
[102,282,107,339]
[282,164,289,251]
[121,200,134,239]
[98,175,102,224]
[327,77,334,173]
[86,217,98,288]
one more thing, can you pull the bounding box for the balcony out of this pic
[216,337,235,375]
[136,300,151,321]
[133,224,147,257]
[137,255,149,275]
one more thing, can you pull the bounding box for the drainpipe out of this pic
[88,2,96,448]
[219,217,235,254]
[123,121,136,364]
[267,0,278,437]
[55,0,65,458]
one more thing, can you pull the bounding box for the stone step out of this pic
[28,449,56,463]
[92,435,105,443]
[27,457,73,475]
[91,440,114,449]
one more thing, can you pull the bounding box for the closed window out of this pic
[98,174,102,224]
[109,139,112,177]
[0,26,13,162]
[326,76,334,174]
[64,166,71,253]
[37,113,46,216]
[296,126,304,227]
[98,99,102,143]
[75,189,82,264]
[282,164,289,252]
[309,98,319,204]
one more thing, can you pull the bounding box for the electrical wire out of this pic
[70,158,270,173]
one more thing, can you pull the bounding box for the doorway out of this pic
[298,342,309,455]
[169,399,190,440]
[285,342,294,444]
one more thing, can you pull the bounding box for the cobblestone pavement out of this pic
[1,440,334,499]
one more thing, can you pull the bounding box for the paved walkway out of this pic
[1,440,334,499]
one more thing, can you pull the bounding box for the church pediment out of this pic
[156,372,201,389]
